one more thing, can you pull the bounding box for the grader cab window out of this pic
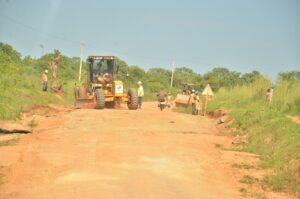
[89,59,114,83]
[92,60,113,76]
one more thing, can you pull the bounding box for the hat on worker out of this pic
[137,81,142,85]
[44,69,48,74]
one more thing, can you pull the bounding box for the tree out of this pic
[145,68,172,92]
[173,67,201,89]
[278,71,300,82]
[240,70,261,85]
[201,67,242,91]
[115,57,129,78]
[0,42,21,63]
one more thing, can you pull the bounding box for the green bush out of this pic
[208,77,300,194]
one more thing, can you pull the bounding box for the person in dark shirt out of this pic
[157,88,167,102]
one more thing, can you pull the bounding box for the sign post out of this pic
[201,84,214,116]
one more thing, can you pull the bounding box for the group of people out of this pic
[43,70,273,112]
[136,81,167,110]
[136,81,200,115]
[136,81,170,110]
[40,69,63,93]
[40,52,61,93]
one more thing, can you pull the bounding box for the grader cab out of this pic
[74,56,138,110]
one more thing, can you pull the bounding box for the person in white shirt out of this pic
[137,81,144,109]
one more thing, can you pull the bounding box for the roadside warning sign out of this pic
[202,84,214,96]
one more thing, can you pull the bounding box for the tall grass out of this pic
[272,81,300,114]
[208,77,300,194]
[0,72,73,120]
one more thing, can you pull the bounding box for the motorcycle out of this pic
[158,99,166,111]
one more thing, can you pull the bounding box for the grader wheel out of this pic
[127,88,138,110]
[95,89,105,109]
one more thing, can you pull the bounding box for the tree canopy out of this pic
[1,41,298,97]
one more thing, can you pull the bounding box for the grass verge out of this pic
[208,78,300,195]
[0,74,74,120]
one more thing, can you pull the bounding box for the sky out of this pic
[0,0,299,78]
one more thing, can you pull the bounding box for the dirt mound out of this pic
[23,104,72,117]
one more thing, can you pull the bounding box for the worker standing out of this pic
[137,81,144,109]
[40,69,48,92]
[190,89,198,115]
[195,91,201,115]
[266,88,273,105]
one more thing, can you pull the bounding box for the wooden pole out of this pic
[203,95,208,116]
[78,42,84,83]
[170,61,174,88]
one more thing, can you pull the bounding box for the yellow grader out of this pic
[74,56,138,110]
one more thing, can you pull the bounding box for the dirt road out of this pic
[0,102,254,199]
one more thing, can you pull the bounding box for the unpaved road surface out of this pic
[0,102,268,199]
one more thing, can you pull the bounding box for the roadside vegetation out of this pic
[0,42,80,120]
[208,75,300,195]
[1,41,263,120]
